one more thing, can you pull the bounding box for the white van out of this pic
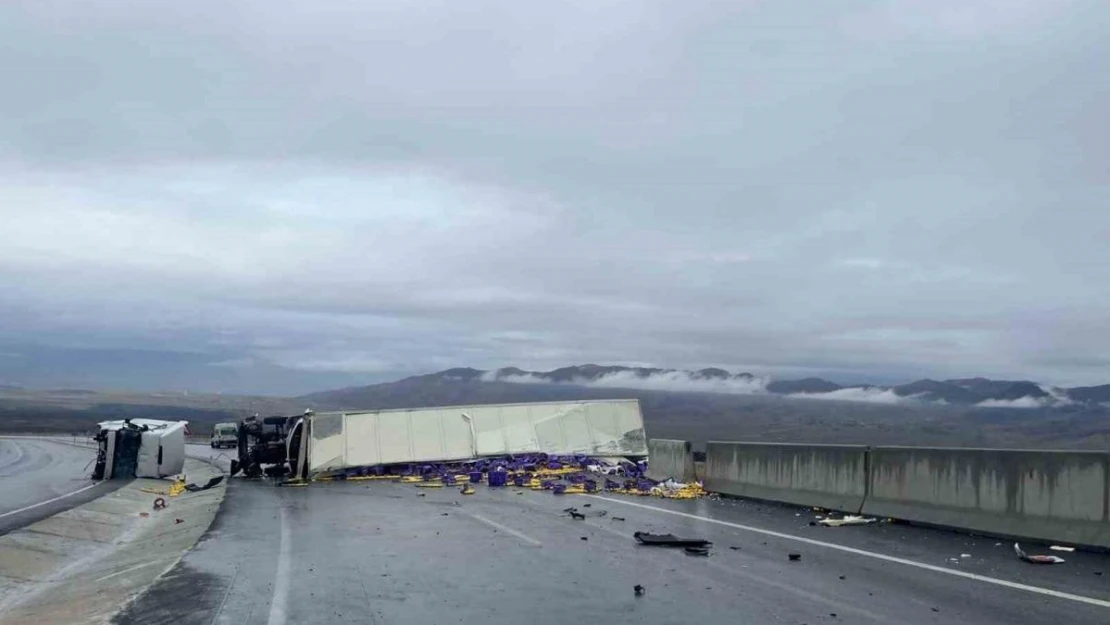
[211,422,239,449]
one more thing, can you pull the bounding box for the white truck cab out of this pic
[211,422,239,449]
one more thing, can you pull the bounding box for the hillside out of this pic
[308,364,1107,408]
[0,387,297,434]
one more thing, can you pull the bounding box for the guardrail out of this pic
[703,442,869,512]
[652,438,1110,548]
[646,439,697,482]
[863,446,1109,548]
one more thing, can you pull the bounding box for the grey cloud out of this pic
[491,370,770,395]
[975,397,1050,409]
[1,1,1108,393]
[788,388,914,405]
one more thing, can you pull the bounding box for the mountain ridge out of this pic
[299,364,1110,408]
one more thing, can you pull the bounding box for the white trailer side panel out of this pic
[441,410,476,459]
[305,399,647,476]
[309,412,346,474]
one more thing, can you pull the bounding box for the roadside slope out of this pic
[0,458,226,625]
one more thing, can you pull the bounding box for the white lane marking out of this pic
[587,495,1110,609]
[94,557,176,583]
[210,563,241,625]
[463,511,543,547]
[267,506,292,625]
[0,482,101,519]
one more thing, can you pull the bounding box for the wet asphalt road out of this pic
[115,445,1110,625]
[0,436,122,534]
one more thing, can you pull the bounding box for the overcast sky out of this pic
[1,1,1108,394]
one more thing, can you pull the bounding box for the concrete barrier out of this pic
[862,446,1110,548]
[647,439,697,482]
[704,442,869,512]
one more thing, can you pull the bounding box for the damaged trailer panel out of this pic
[304,399,648,478]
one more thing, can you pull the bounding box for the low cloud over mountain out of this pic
[451,365,1108,408]
[483,365,768,395]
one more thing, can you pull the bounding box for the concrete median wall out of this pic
[704,442,869,512]
[647,439,697,482]
[862,446,1110,548]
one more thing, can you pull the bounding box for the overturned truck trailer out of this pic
[93,418,188,480]
[289,399,648,480]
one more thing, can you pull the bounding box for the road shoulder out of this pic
[0,458,227,625]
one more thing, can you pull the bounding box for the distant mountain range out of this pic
[300,364,1110,408]
[5,363,1109,448]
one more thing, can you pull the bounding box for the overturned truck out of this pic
[93,418,188,480]
[232,399,648,480]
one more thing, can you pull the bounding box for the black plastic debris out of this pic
[612,517,626,522]
[570,511,586,521]
[729,546,741,551]
[563,507,578,513]
[788,553,801,561]
[184,475,225,492]
[931,607,940,613]
[634,584,645,597]
[685,546,710,557]
[838,575,845,580]
[634,531,712,548]
[581,536,588,541]
[583,503,591,507]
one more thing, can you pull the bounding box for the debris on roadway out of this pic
[1050,545,1076,552]
[1014,543,1066,564]
[818,515,876,527]
[140,476,188,497]
[184,475,225,492]
[634,531,712,548]
[788,553,801,561]
[634,584,645,597]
